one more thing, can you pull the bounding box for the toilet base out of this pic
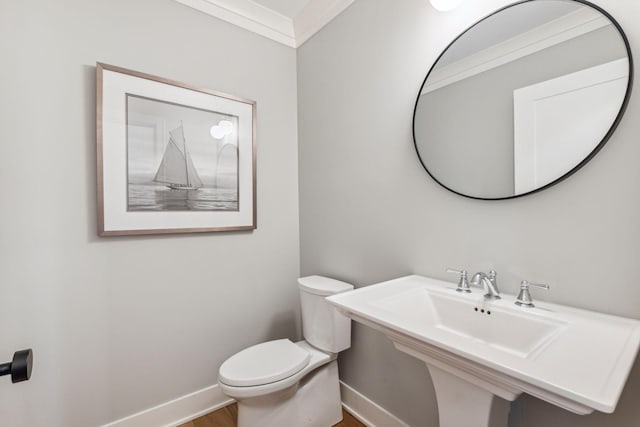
[236,360,342,427]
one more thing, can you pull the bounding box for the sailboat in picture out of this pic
[153,123,203,190]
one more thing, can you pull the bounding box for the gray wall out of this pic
[0,1,300,426]
[415,25,626,198]
[298,0,640,426]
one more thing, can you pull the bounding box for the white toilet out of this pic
[218,276,354,427]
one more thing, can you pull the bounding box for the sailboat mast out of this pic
[180,122,190,187]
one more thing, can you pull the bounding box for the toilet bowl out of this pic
[218,276,354,427]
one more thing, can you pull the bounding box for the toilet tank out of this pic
[298,276,354,353]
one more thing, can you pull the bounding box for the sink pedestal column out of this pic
[394,342,522,426]
[394,342,522,427]
[427,365,513,427]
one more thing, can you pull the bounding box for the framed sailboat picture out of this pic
[96,63,256,236]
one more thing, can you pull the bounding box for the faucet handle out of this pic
[446,268,471,293]
[488,270,499,291]
[515,280,549,308]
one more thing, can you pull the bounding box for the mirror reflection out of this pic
[413,0,632,199]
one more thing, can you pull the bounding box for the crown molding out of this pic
[174,0,355,48]
[294,0,356,47]
[175,0,296,47]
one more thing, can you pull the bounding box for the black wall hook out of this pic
[0,349,33,383]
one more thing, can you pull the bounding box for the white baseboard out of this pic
[102,384,234,427]
[340,381,409,427]
[103,380,406,427]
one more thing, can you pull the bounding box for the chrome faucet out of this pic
[470,270,500,299]
[446,268,471,293]
[515,280,549,308]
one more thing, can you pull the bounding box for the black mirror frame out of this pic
[412,0,634,201]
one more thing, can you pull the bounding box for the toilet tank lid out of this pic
[298,275,354,296]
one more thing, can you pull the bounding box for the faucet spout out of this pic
[470,270,500,299]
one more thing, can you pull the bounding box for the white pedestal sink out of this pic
[326,275,640,427]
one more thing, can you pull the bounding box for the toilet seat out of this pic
[218,340,335,400]
[219,339,311,387]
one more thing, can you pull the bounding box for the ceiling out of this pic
[174,0,356,48]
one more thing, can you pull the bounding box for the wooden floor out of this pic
[178,403,365,427]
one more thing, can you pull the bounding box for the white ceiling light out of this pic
[210,126,226,139]
[210,119,235,140]
[218,120,233,134]
[430,0,464,12]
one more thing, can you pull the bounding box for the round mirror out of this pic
[413,0,633,200]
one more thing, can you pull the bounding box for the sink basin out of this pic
[327,275,640,420]
[372,286,565,358]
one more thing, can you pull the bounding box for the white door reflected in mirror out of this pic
[513,58,629,194]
